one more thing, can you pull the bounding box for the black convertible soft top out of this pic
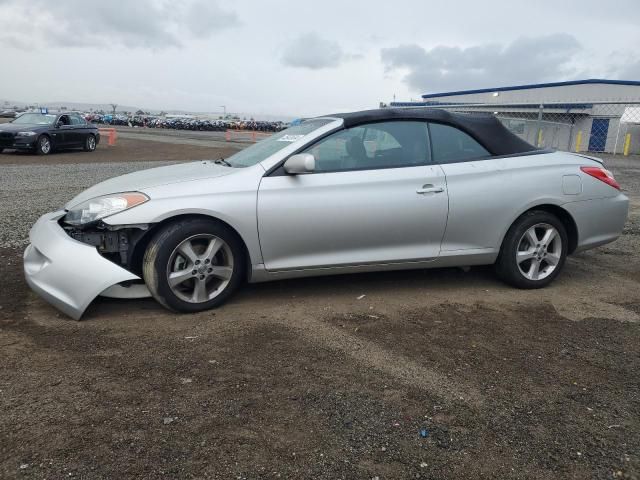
[327,108,539,156]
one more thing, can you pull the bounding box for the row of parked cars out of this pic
[85,114,288,132]
[0,110,291,155]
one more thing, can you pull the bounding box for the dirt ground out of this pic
[1,135,639,479]
[0,137,240,165]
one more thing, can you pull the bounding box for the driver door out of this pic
[53,114,72,147]
[257,120,449,271]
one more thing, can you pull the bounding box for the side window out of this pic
[70,115,85,125]
[58,115,70,126]
[304,121,431,172]
[429,123,490,163]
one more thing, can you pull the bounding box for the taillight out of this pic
[580,166,621,190]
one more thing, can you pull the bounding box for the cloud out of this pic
[185,0,240,38]
[381,34,582,94]
[282,33,358,70]
[0,34,32,51]
[0,0,239,50]
[612,59,640,80]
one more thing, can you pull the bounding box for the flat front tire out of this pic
[495,210,568,289]
[142,218,245,313]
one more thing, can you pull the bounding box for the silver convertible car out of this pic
[24,108,629,320]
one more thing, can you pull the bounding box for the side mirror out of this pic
[283,153,315,175]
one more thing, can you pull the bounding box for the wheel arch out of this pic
[38,132,53,148]
[129,213,253,281]
[501,204,578,255]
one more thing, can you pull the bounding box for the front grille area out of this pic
[0,132,15,147]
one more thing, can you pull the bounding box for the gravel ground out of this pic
[0,161,175,248]
[114,128,239,149]
[1,141,639,479]
[0,135,239,248]
[114,125,258,146]
[0,136,239,165]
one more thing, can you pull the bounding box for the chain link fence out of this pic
[419,102,640,156]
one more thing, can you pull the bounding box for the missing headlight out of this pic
[63,223,150,271]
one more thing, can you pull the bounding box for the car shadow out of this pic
[84,265,502,321]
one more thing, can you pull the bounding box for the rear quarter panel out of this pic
[439,151,612,252]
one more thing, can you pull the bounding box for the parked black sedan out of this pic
[0,112,100,155]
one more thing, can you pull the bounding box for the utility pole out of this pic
[110,104,118,114]
[219,105,227,117]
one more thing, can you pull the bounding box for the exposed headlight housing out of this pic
[16,131,37,137]
[64,192,149,226]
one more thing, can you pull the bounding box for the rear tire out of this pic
[83,134,96,152]
[36,135,51,155]
[495,210,568,289]
[142,218,245,313]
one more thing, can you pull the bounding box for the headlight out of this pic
[16,131,37,137]
[64,192,149,225]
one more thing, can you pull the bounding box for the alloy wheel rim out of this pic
[516,223,562,281]
[166,234,234,303]
[88,137,95,150]
[41,138,50,153]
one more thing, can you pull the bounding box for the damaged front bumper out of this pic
[23,210,148,320]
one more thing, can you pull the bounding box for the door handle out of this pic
[416,184,444,195]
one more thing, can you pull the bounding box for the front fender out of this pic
[104,194,263,266]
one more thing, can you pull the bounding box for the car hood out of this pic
[66,161,237,208]
[0,123,45,133]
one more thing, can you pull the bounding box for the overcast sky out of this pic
[1,0,639,117]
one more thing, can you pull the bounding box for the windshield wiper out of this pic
[214,158,232,167]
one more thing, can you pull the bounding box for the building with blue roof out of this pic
[389,79,640,154]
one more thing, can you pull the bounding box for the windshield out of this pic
[226,119,334,168]
[12,113,57,125]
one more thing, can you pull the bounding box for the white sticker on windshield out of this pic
[277,134,305,142]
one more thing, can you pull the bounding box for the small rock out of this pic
[357,294,366,300]
[19,464,28,470]
[163,417,175,425]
